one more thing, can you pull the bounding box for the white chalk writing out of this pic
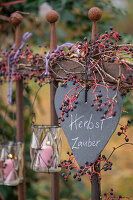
[69,114,112,131]
[72,137,100,149]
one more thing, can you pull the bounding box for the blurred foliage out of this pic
[1,0,133,46]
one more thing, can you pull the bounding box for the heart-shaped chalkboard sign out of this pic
[55,81,122,167]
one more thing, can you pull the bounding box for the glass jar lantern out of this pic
[0,141,24,186]
[30,125,62,173]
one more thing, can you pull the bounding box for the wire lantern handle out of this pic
[31,81,51,125]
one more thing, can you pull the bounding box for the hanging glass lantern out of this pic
[30,125,62,173]
[0,141,24,186]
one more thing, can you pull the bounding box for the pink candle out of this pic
[3,159,15,181]
[38,146,53,168]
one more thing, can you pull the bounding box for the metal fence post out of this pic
[88,7,102,200]
[10,12,26,200]
[46,10,60,200]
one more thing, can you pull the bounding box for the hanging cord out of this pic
[45,43,76,75]
[11,105,16,142]
[85,42,92,103]
[85,32,101,103]
[8,32,32,105]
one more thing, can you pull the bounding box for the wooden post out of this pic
[88,7,102,200]
[10,12,26,200]
[46,10,60,200]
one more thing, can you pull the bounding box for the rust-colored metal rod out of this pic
[16,79,26,200]
[88,7,102,43]
[88,7,102,200]
[91,164,102,200]
[46,10,60,200]
[91,177,101,200]
[51,80,59,200]
[10,12,26,200]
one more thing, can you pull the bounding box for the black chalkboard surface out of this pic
[55,82,122,167]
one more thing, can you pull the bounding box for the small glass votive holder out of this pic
[30,125,62,173]
[0,141,24,186]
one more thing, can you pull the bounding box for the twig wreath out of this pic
[0,28,133,86]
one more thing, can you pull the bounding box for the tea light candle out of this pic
[3,159,15,181]
[39,146,53,168]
